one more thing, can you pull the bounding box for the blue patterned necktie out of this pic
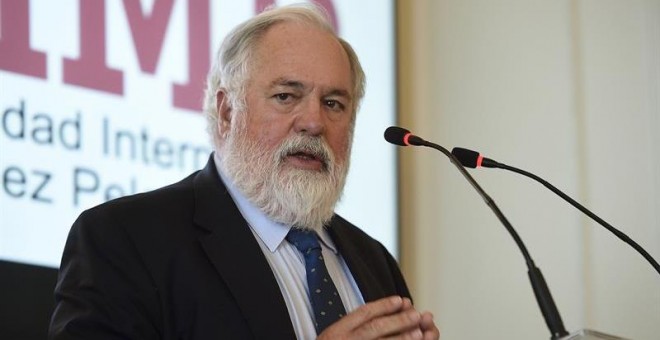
[286,228,347,334]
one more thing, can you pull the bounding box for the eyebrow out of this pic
[270,78,305,90]
[269,77,352,100]
[325,88,351,100]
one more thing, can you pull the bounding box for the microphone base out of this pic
[558,329,630,340]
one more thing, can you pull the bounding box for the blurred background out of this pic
[398,1,659,339]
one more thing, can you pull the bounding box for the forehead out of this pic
[249,21,352,92]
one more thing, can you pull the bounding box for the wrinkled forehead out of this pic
[250,22,351,86]
[251,26,351,101]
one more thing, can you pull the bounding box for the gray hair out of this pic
[203,3,366,148]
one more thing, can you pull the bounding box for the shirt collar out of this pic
[213,153,338,254]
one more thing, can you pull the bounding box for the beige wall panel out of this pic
[398,0,659,339]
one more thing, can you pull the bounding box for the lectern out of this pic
[560,329,630,340]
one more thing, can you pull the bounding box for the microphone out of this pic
[384,126,425,146]
[384,126,569,339]
[451,147,498,168]
[451,147,660,276]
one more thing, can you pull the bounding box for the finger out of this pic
[401,297,414,311]
[423,326,440,340]
[352,308,422,339]
[420,312,440,340]
[332,296,405,331]
[420,311,434,328]
[381,327,423,340]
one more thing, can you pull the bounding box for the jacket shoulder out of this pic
[79,171,199,222]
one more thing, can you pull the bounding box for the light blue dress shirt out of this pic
[214,154,365,339]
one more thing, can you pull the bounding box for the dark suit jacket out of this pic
[49,156,411,339]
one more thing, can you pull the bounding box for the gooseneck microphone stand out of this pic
[385,127,569,339]
[451,147,660,277]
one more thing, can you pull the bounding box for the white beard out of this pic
[217,123,350,232]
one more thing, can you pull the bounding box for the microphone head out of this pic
[451,147,481,168]
[384,126,412,146]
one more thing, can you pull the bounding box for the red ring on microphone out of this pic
[477,154,484,167]
[403,133,411,146]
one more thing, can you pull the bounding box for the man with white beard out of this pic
[50,4,439,340]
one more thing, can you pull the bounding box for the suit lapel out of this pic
[192,157,296,339]
[327,217,388,303]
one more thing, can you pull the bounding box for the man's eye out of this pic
[275,93,292,101]
[325,100,345,111]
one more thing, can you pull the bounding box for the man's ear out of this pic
[216,89,232,138]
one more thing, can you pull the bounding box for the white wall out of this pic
[398,1,660,339]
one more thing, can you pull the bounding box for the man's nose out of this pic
[294,99,324,136]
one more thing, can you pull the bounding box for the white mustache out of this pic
[276,135,332,170]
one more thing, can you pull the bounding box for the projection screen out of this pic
[0,0,398,269]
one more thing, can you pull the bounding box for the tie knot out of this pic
[286,228,321,254]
